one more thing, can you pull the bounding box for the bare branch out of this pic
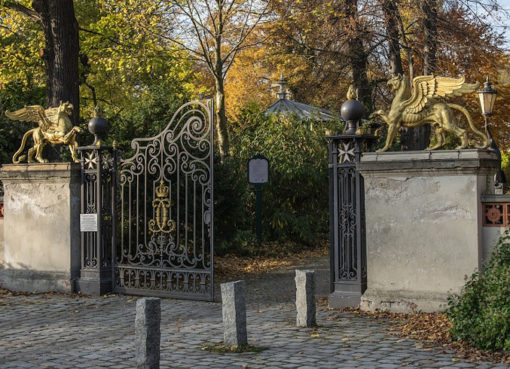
[78,27,129,47]
[2,1,41,23]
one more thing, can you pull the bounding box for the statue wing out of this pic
[404,75,480,114]
[5,105,50,129]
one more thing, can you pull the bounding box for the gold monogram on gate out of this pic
[148,180,176,234]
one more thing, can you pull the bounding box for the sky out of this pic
[495,0,510,48]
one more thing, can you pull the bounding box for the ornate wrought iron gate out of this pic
[114,101,214,300]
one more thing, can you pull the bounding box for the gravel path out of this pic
[215,255,330,304]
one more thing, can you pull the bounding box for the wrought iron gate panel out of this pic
[114,101,214,300]
[329,135,368,306]
[77,147,117,295]
[338,165,358,280]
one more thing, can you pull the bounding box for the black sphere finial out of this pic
[88,106,109,147]
[341,99,364,135]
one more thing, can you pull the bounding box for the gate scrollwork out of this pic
[114,100,214,300]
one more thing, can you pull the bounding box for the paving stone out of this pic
[0,256,508,369]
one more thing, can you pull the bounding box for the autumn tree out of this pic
[2,0,80,122]
[76,0,195,114]
[421,0,438,75]
[344,0,370,109]
[380,0,403,76]
[364,0,506,150]
[400,0,438,150]
[165,0,269,159]
[0,0,197,152]
[265,0,370,111]
[223,28,274,121]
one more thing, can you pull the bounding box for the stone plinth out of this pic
[359,150,499,312]
[135,298,161,369]
[0,163,81,292]
[221,280,247,347]
[295,269,316,327]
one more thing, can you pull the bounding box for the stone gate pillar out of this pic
[0,163,81,292]
[359,150,499,312]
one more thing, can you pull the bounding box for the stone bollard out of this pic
[295,269,316,327]
[135,297,161,369]
[221,280,248,347]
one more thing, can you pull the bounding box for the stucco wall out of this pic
[0,163,80,292]
[482,227,505,262]
[358,150,499,312]
[0,218,4,267]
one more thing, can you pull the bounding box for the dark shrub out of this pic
[447,229,510,351]
[214,103,343,255]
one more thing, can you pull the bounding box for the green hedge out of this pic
[214,103,343,255]
[447,229,510,351]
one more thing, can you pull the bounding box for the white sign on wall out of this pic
[80,214,98,232]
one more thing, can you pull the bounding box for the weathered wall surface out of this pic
[482,226,505,262]
[0,163,80,292]
[358,150,499,312]
[0,218,4,267]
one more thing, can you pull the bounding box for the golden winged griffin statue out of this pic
[5,101,83,163]
[370,74,488,152]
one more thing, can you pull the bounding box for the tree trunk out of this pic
[32,0,80,123]
[381,0,403,76]
[422,0,438,75]
[211,3,229,161]
[401,0,437,151]
[215,78,229,161]
[344,0,371,111]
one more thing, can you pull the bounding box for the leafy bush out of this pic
[106,83,190,154]
[447,229,510,351]
[214,103,343,255]
[501,151,510,189]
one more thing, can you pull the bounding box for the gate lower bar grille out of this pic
[114,266,212,300]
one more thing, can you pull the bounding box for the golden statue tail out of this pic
[12,128,35,163]
[448,103,489,149]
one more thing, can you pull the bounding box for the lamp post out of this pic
[478,76,497,151]
[478,76,505,190]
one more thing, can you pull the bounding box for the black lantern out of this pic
[478,76,505,188]
[478,76,497,116]
[478,76,498,152]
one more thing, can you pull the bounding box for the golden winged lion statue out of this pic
[5,101,83,163]
[370,74,488,152]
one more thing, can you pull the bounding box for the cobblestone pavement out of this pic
[1,259,508,369]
